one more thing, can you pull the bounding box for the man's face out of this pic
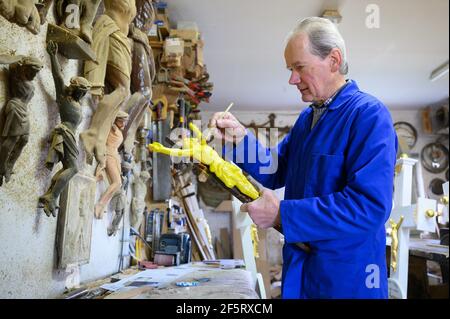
[284,33,333,103]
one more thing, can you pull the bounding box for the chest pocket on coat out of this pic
[305,153,345,197]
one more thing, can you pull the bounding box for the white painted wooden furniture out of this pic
[387,158,438,299]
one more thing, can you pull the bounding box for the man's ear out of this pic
[329,48,342,73]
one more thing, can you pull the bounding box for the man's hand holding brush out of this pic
[207,103,247,144]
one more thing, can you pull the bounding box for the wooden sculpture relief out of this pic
[55,0,102,44]
[0,0,41,34]
[94,111,129,219]
[121,19,155,156]
[133,0,155,33]
[36,0,53,24]
[131,0,156,94]
[38,41,91,217]
[108,157,132,236]
[47,0,102,61]
[130,169,150,230]
[81,0,137,172]
[56,173,96,268]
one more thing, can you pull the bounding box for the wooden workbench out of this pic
[62,262,260,299]
[104,263,259,299]
[386,237,449,298]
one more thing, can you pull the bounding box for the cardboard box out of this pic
[177,21,199,31]
[169,29,199,43]
[164,38,185,55]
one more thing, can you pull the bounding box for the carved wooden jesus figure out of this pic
[94,111,129,219]
[39,41,91,217]
[81,0,137,172]
[0,55,43,187]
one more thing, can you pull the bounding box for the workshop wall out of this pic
[0,11,130,298]
[390,109,448,201]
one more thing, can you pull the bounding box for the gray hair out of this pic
[286,17,348,75]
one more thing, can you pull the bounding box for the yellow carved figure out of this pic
[251,224,260,259]
[389,216,404,273]
[148,122,260,200]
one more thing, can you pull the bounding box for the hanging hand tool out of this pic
[151,95,172,201]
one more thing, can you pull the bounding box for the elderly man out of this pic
[210,17,398,299]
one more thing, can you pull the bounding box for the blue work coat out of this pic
[225,80,398,299]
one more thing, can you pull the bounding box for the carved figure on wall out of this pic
[108,188,126,236]
[94,111,129,219]
[131,0,156,94]
[55,0,102,44]
[71,186,89,258]
[46,0,102,61]
[81,0,137,172]
[36,0,53,24]
[133,0,155,32]
[0,0,41,34]
[108,156,132,236]
[121,22,155,156]
[0,54,43,187]
[56,173,96,268]
[130,169,150,230]
[38,41,91,217]
[119,0,156,160]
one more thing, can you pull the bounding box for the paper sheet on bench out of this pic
[101,265,196,292]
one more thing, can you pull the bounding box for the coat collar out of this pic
[327,79,360,110]
[302,80,360,116]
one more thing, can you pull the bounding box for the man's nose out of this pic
[289,71,300,85]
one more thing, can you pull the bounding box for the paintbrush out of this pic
[203,102,234,143]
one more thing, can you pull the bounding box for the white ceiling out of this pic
[167,0,449,111]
